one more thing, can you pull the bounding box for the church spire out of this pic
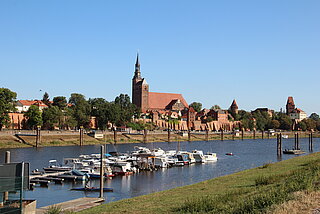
[135,53,140,67]
[134,52,141,79]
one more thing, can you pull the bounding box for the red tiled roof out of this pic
[18,100,48,107]
[295,108,305,113]
[148,92,188,110]
[18,100,36,106]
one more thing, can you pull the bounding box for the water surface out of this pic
[0,138,318,207]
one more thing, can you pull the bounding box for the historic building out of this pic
[132,54,188,113]
[286,96,307,121]
[131,54,240,131]
[286,96,296,114]
[230,99,239,115]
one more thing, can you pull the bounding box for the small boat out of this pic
[192,150,206,163]
[71,187,113,192]
[283,149,305,155]
[204,153,218,161]
[225,153,234,156]
[282,135,289,139]
[43,160,73,172]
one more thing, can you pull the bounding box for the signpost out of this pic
[0,162,30,213]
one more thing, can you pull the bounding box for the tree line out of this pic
[0,88,138,130]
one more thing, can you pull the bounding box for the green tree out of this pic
[0,88,17,130]
[304,118,316,131]
[53,96,67,109]
[309,113,320,121]
[127,122,145,131]
[42,106,62,130]
[62,108,77,130]
[69,93,90,128]
[189,102,202,113]
[89,98,110,130]
[252,110,271,131]
[211,105,221,110]
[42,92,50,106]
[113,94,137,126]
[267,119,280,129]
[237,110,254,130]
[297,120,307,131]
[275,112,293,130]
[316,121,320,131]
[24,105,43,129]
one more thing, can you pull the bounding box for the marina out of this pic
[0,137,319,208]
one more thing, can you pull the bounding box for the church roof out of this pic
[231,99,238,108]
[148,92,188,110]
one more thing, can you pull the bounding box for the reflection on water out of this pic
[0,138,318,207]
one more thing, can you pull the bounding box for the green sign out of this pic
[0,162,29,192]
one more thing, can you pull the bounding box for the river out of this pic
[0,137,318,208]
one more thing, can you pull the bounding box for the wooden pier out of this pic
[30,171,70,179]
[36,197,104,213]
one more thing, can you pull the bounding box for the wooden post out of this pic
[143,129,147,143]
[3,151,10,201]
[99,145,104,199]
[261,130,264,139]
[277,134,279,155]
[232,130,235,141]
[280,133,282,154]
[295,132,300,150]
[167,129,171,142]
[79,126,84,146]
[277,133,282,156]
[36,126,41,147]
[113,129,117,144]
[205,128,209,141]
[267,130,270,139]
[241,128,244,141]
[188,130,191,142]
[253,129,256,140]
[221,129,224,141]
[310,132,313,151]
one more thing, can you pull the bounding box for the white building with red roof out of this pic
[16,100,48,113]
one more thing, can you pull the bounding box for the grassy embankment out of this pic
[0,131,319,149]
[79,152,320,214]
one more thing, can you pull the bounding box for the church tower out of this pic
[132,54,149,112]
[286,96,295,114]
[230,99,239,115]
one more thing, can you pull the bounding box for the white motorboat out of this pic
[192,150,206,163]
[204,153,218,161]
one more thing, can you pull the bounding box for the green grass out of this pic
[79,152,320,214]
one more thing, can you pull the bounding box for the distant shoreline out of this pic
[0,130,318,149]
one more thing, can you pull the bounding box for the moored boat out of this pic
[283,149,305,155]
[204,153,217,161]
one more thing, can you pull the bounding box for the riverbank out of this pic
[79,152,320,214]
[0,131,318,149]
[0,130,319,149]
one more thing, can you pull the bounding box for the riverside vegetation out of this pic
[79,152,320,214]
[1,131,319,149]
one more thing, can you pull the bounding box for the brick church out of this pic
[132,54,188,113]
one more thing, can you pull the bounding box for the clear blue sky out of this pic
[1,1,319,115]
